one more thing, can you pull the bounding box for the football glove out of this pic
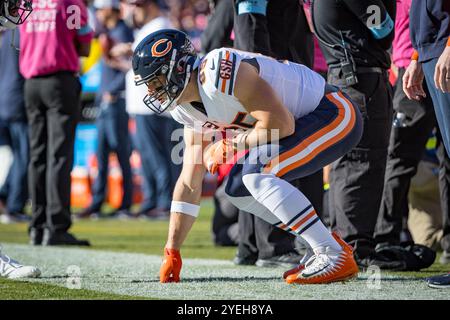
[160,248,182,283]
[203,139,236,174]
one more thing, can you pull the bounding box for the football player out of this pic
[0,0,40,279]
[132,29,363,284]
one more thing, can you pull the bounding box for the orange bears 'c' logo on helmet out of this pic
[151,39,173,57]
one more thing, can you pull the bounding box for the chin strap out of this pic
[169,56,200,108]
[164,55,201,112]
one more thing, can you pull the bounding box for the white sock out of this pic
[242,173,341,252]
[227,194,301,237]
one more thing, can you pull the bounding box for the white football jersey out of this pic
[170,48,326,133]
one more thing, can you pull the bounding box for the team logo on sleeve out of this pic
[213,51,237,95]
[151,39,173,57]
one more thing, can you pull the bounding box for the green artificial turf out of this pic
[0,278,151,300]
[0,199,236,260]
[1,199,449,300]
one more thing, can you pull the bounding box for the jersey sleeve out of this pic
[170,106,198,131]
[200,48,241,99]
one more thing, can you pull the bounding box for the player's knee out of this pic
[241,172,276,197]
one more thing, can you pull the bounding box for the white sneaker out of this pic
[0,249,41,279]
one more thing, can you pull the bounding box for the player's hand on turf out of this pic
[203,139,236,174]
[403,60,426,101]
[160,248,182,283]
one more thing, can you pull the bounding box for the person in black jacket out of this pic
[311,0,396,268]
[201,0,234,55]
[404,0,450,265]
[230,0,321,268]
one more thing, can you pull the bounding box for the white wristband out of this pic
[170,201,200,218]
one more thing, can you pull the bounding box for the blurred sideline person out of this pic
[0,29,30,224]
[200,0,239,248]
[233,0,313,67]
[124,0,181,219]
[0,0,40,278]
[79,0,134,219]
[231,0,321,268]
[408,153,444,250]
[20,0,92,246]
[200,0,233,55]
[375,0,449,268]
[133,29,363,284]
[312,0,396,268]
[404,0,450,266]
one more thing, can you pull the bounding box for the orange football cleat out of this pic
[285,232,359,284]
[283,264,305,280]
[282,247,314,279]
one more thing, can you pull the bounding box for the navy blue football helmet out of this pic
[132,29,199,114]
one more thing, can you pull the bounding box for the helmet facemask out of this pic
[139,49,195,114]
[0,0,33,29]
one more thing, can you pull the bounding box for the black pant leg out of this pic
[233,0,312,64]
[266,0,313,66]
[291,170,324,218]
[25,79,47,231]
[212,178,239,246]
[328,71,393,246]
[233,0,316,260]
[233,0,271,55]
[436,131,450,252]
[201,0,234,53]
[41,73,81,233]
[254,216,296,259]
[237,210,259,260]
[375,69,436,244]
